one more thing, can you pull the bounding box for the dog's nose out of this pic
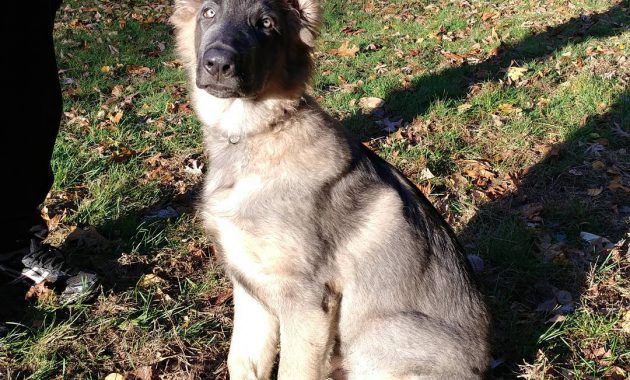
[203,49,236,79]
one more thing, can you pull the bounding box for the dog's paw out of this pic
[227,358,264,380]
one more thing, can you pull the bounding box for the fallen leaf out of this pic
[497,103,522,115]
[507,66,528,82]
[65,226,110,249]
[491,114,504,127]
[126,65,154,76]
[214,288,233,305]
[109,111,124,124]
[380,118,403,132]
[328,41,360,57]
[520,202,544,220]
[41,207,66,232]
[580,231,614,251]
[358,97,384,111]
[25,281,56,303]
[419,167,435,180]
[621,310,630,335]
[587,187,603,196]
[184,159,204,176]
[481,12,498,22]
[101,65,111,73]
[130,366,152,380]
[591,160,606,170]
[111,146,137,162]
[457,103,472,113]
[104,374,125,380]
[608,176,630,192]
[546,314,566,323]
[111,85,124,97]
[441,51,466,63]
[139,274,163,288]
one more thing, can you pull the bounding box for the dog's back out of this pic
[322,137,490,378]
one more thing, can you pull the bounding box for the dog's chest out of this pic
[203,172,300,289]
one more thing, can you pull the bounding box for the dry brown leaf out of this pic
[441,51,466,63]
[109,111,124,124]
[587,187,603,196]
[41,207,66,232]
[111,85,124,97]
[608,176,630,192]
[481,12,498,22]
[25,281,56,303]
[126,65,154,76]
[459,159,496,180]
[65,226,110,249]
[214,288,234,306]
[111,146,138,163]
[130,366,152,380]
[328,41,360,57]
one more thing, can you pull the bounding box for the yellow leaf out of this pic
[497,103,522,115]
[507,66,528,81]
[591,160,606,170]
[139,274,163,288]
[101,65,111,73]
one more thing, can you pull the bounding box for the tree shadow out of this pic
[469,89,628,377]
[344,0,628,137]
[339,1,628,376]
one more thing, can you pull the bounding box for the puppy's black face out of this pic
[194,0,299,98]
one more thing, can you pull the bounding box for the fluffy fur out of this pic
[172,0,491,379]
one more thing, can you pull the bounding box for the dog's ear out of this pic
[170,0,202,28]
[287,0,322,47]
[171,0,203,67]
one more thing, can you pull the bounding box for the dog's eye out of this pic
[260,16,274,29]
[202,8,216,19]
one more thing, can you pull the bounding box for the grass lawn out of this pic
[0,0,628,378]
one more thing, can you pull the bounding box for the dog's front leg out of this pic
[228,284,279,380]
[277,300,335,380]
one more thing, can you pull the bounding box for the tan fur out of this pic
[172,1,490,379]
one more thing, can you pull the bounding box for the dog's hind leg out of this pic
[228,284,279,380]
[343,313,488,380]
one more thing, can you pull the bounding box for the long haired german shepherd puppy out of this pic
[172,0,490,378]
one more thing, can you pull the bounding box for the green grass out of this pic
[0,0,628,378]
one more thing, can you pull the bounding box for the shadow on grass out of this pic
[469,89,628,377]
[344,1,629,136]
[339,2,628,377]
